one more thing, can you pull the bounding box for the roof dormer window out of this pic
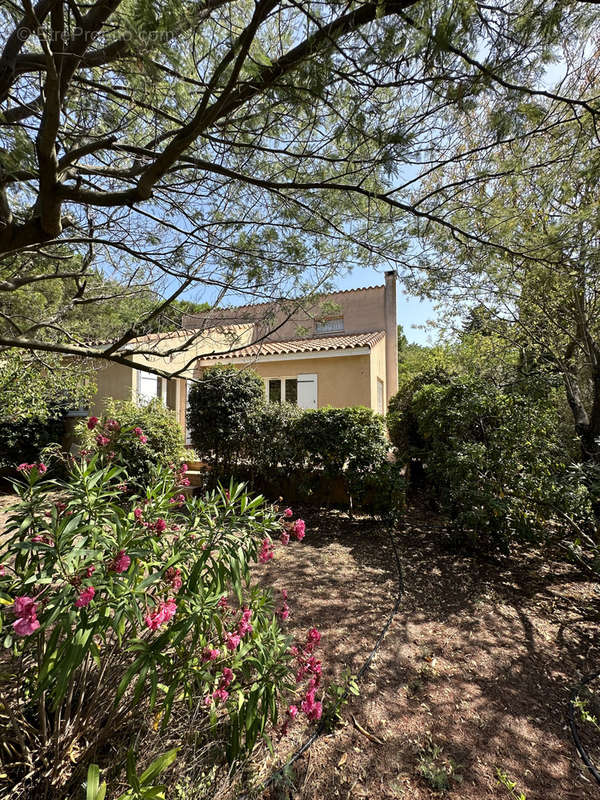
[315,317,344,334]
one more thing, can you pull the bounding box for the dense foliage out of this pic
[0,401,67,472]
[0,424,315,798]
[77,398,186,491]
[187,366,265,479]
[389,372,592,552]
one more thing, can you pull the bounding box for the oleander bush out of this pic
[0,422,320,799]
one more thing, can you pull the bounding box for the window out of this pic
[268,378,282,403]
[266,375,317,409]
[377,378,384,414]
[315,317,343,334]
[137,371,158,404]
[285,378,297,404]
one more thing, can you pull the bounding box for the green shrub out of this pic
[0,426,313,797]
[187,366,264,478]
[293,406,388,504]
[353,460,407,522]
[0,402,67,471]
[250,401,305,480]
[389,374,591,552]
[77,397,185,490]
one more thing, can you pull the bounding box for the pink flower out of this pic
[87,416,99,430]
[280,531,290,546]
[221,667,234,687]
[105,419,120,431]
[293,519,306,541]
[165,567,182,591]
[238,607,253,636]
[202,647,220,662]
[38,463,47,474]
[258,539,274,564]
[307,701,322,721]
[154,518,167,533]
[12,596,40,637]
[217,596,229,611]
[13,596,36,617]
[109,550,131,573]
[86,565,95,578]
[179,476,190,486]
[212,688,229,703]
[225,632,241,651]
[134,507,143,521]
[13,615,40,636]
[307,627,321,644]
[0,565,5,576]
[288,704,298,719]
[180,463,188,474]
[277,603,290,621]
[96,434,110,447]
[75,586,95,608]
[17,463,32,472]
[134,427,143,436]
[139,435,148,444]
[31,535,44,543]
[284,508,293,517]
[145,598,177,631]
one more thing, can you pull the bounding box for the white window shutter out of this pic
[297,373,317,409]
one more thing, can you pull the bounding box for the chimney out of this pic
[384,270,398,406]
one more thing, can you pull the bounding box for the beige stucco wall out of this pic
[184,287,386,344]
[369,336,387,412]
[196,353,373,409]
[91,362,136,416]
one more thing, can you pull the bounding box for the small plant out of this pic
[416,736,462,792]
[86,749,178,800]
[573,692,600,731]
[496,768,527,799]
[322,669,360,731]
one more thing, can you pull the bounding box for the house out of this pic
[90,272,398,440]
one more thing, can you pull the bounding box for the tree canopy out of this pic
[1,0,599,374]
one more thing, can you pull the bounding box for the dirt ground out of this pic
[253,504,600,800]
[2,490,599,799]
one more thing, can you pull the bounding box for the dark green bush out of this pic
[352,460,407,522]
[388,374,591,552]
[249,401,305,480]
[293,406,388,504]
[78,397,185,490]
[0,403,66,472]
[187,365,264,478]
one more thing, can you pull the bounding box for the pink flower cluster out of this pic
[75,586,95,608]
[259,538,274,563]
[145,598,177,630]
[280,509,306,545]
[133,426,148,444]
[202,646,220,662]
[168,494,186,506]
[12,596,40,636]
[205,666,235,705]
[277,589,290,621]
[17,462,47,474]
[237,607,253,637]
[165,566,182,591]
[109,549,131,573]
[87,416,99,430]
[285,628,324,730]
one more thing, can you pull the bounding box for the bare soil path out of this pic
[254,505,600,800]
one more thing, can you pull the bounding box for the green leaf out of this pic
[139,748,178,785]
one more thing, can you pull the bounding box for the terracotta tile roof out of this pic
[202,330,385,360]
